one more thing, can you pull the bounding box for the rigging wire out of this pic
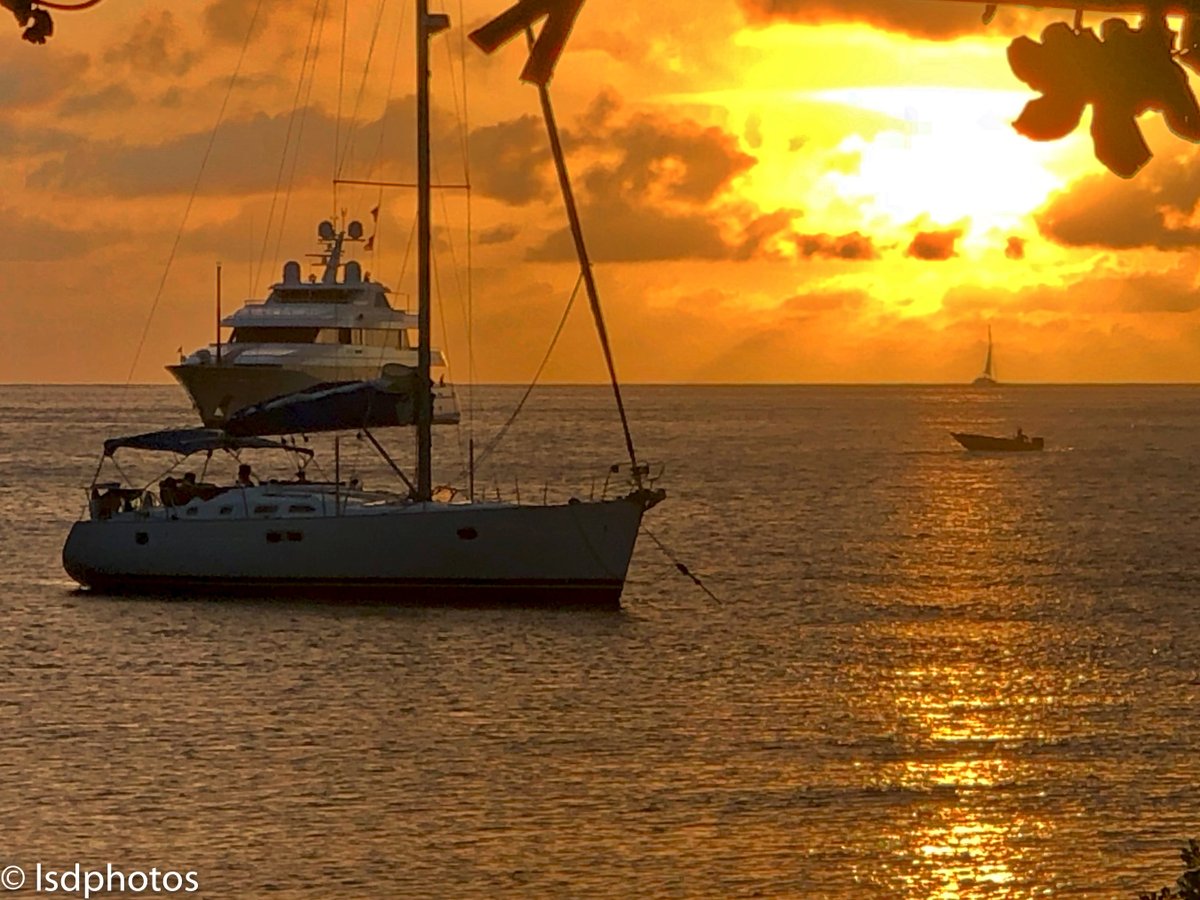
[123,0,266,387]
[334,0,389,185]
[335,0,348,217]
[454,0,474,448]
[439,26,477,436]
[254,0,327,294]
[430,231,467,475]
[362,0,409,380]
[269,0,331,286]
[470,272,584,473]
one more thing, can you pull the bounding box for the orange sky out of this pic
[3,0,1200,383]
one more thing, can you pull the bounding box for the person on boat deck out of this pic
[237,463,256,487]
[174,471,199,503]
[1016,427,1028,443]
[158,476,178,507]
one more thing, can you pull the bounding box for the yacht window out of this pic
[266,531,282,543]
[339,328,352,345]
[219,506,233,515]
[287,532,304,542]
[231,327,319,344]
[254,505,278,515]
[185,507,198,516]
[273,288,355,304]
[288,504,317,513]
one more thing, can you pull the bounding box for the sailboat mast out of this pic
[415,0,447,501]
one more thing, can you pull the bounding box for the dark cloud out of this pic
[1005,236,1026,260]
[906,227,961,260]
[203,0,282,45]
[25,97,455,198]
[525,91,779,262]
[477,224,520,246]
[58,84,137,118]
[527,193,732,262]
[468,116,553,205]
[1037,154,1200,249]
[795,231,878,260]
[0,49,88,109]
[572,91,755,205]
[779,289,866,314]
[0,206,106,261]
[103,11,198,77]
[941,265,1200,315]
[737,0,1032,39]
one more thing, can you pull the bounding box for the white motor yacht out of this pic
[169,221,460,427]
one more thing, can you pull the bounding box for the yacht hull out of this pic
[63,496,652,607]
[168,363,459,428]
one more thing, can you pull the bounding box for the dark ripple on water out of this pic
[2,384,1198,898]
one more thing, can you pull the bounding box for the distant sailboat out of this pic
[973,326,997,386]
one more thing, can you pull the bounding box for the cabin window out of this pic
[339,328,352,344]
[266,531,281,543]
[273,287,356,304]
[231,327,319,344]
[253,505,278,515]
[185,508,198,516]
[219,506,233,515]
[288,504,316,513]
[457,527,478,541]
[287,532,303,542]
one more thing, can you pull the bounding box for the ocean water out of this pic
[1,383,1198,899]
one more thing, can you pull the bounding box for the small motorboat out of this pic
[951,430,1044,452]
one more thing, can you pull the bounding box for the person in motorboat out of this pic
[1016,427,1028,443]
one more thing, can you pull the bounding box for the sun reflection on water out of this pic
[854,445,1072,898]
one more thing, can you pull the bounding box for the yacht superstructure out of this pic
[169,221,459,427]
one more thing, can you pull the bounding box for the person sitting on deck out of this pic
[237,463,257,487]
[1016,427,1028,443]
[159,476,179,507]
[175,472,199,504]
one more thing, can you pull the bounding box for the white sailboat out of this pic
[972,326,997,386]
[62,1,665,606]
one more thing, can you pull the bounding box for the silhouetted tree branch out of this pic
[2,0,104,44]
[1139,839,1200,900]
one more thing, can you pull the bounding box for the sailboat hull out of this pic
[63,495,653,607]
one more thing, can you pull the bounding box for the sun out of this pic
[811,86,1079,237]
